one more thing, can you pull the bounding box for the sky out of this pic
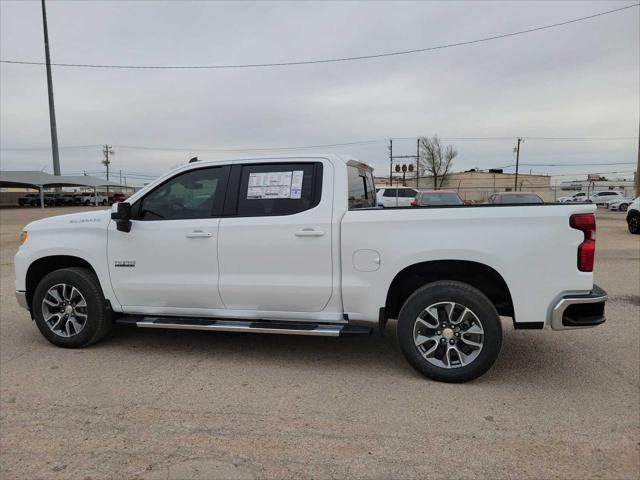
[1,0,638,186]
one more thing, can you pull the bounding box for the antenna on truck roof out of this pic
[189,156,199,163]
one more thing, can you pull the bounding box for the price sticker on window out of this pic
[247,171,303,200]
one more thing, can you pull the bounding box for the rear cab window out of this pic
[347,163,376,210]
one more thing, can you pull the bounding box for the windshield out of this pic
[418,192,463,206]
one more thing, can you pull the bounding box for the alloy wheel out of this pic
[413,301,484,369]
[41,283,88,338]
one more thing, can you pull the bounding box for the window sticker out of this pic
[290,170,303,199]
[247,171,303,200]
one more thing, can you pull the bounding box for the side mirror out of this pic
[111,202,132,232]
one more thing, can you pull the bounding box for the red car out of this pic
[111,193,128,203]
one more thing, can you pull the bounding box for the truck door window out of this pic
[135,166,228,220]
[236,162,322,217]
[347,166,376,209]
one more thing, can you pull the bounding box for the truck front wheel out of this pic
[32,267,112,348]
[397,281,502,383]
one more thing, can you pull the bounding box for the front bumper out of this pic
[550,284,607,330]
[15,291,28,310]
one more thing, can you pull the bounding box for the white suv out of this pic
[626,197,640,234]
[588,191,625,206]
[376,187,419,207]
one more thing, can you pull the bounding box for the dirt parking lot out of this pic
[0,206,638,480]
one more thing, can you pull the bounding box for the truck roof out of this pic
[181,153,360,167]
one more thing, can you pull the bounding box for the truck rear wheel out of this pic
[32,267,112,348]
[397,281,502,383]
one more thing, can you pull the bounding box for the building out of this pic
[377,170,553,203]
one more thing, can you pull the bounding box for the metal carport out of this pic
[0,171,124,208]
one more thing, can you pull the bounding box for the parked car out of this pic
[43,194,58,207]
[55,193,78,206]
[569,192,589,202]
[487,192,544,204]
[111,193,128,203]
[14,154,607,383]
[376,187,419,208]
[626,197,640,234]
[17,193,39,207]
[556,196,574,202]
[588,190,625,206]
[78,192,108,206]
[606,197,635,212]
[19,193,56,207]
[411,190,464,207]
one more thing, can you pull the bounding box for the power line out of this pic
[523,137,640,141]
[1,3,637,70]
[0,144,101,151]
[105,137,640,152]
[1,136,637,153]
[500,161,636,168]
[112,140,386,153]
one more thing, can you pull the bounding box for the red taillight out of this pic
[570,213,596,272]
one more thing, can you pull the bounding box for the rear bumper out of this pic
[550,284,607,330]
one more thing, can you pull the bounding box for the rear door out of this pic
[217,161,333,312]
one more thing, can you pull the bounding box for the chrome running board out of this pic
[116,316,371,337]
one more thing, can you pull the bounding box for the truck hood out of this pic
[24,209,112,232]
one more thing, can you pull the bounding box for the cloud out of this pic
[1,0,637,183]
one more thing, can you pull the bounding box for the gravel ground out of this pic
[0,206,638,480]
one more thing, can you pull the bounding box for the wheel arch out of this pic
[25,255,99,310]
[385,260,514,321]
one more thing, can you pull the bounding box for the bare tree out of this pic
[419,135,458,189]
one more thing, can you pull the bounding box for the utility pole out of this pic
[635,121,639,197]
[416,138,420,188]
[514,137,523,191]
[103,145,114,199]
[388,139,393,186]
[119,169,122,185]
[41,0,60,176]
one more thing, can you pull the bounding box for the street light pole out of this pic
[40,0,60,176]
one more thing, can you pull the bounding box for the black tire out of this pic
[397,280,502,383]
[32,267,112,348]
[628,213,640,234]
[619,203,628,212]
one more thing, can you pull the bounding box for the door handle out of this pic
[186,230,213,238]
[295,229,325,237]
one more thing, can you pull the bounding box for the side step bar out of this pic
[115,316,372,337]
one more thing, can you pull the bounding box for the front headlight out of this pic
[20,231,28,245]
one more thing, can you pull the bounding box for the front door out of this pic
[218,161,333,312]
[108,165,230,312]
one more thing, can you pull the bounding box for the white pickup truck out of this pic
[14,155,607,382]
